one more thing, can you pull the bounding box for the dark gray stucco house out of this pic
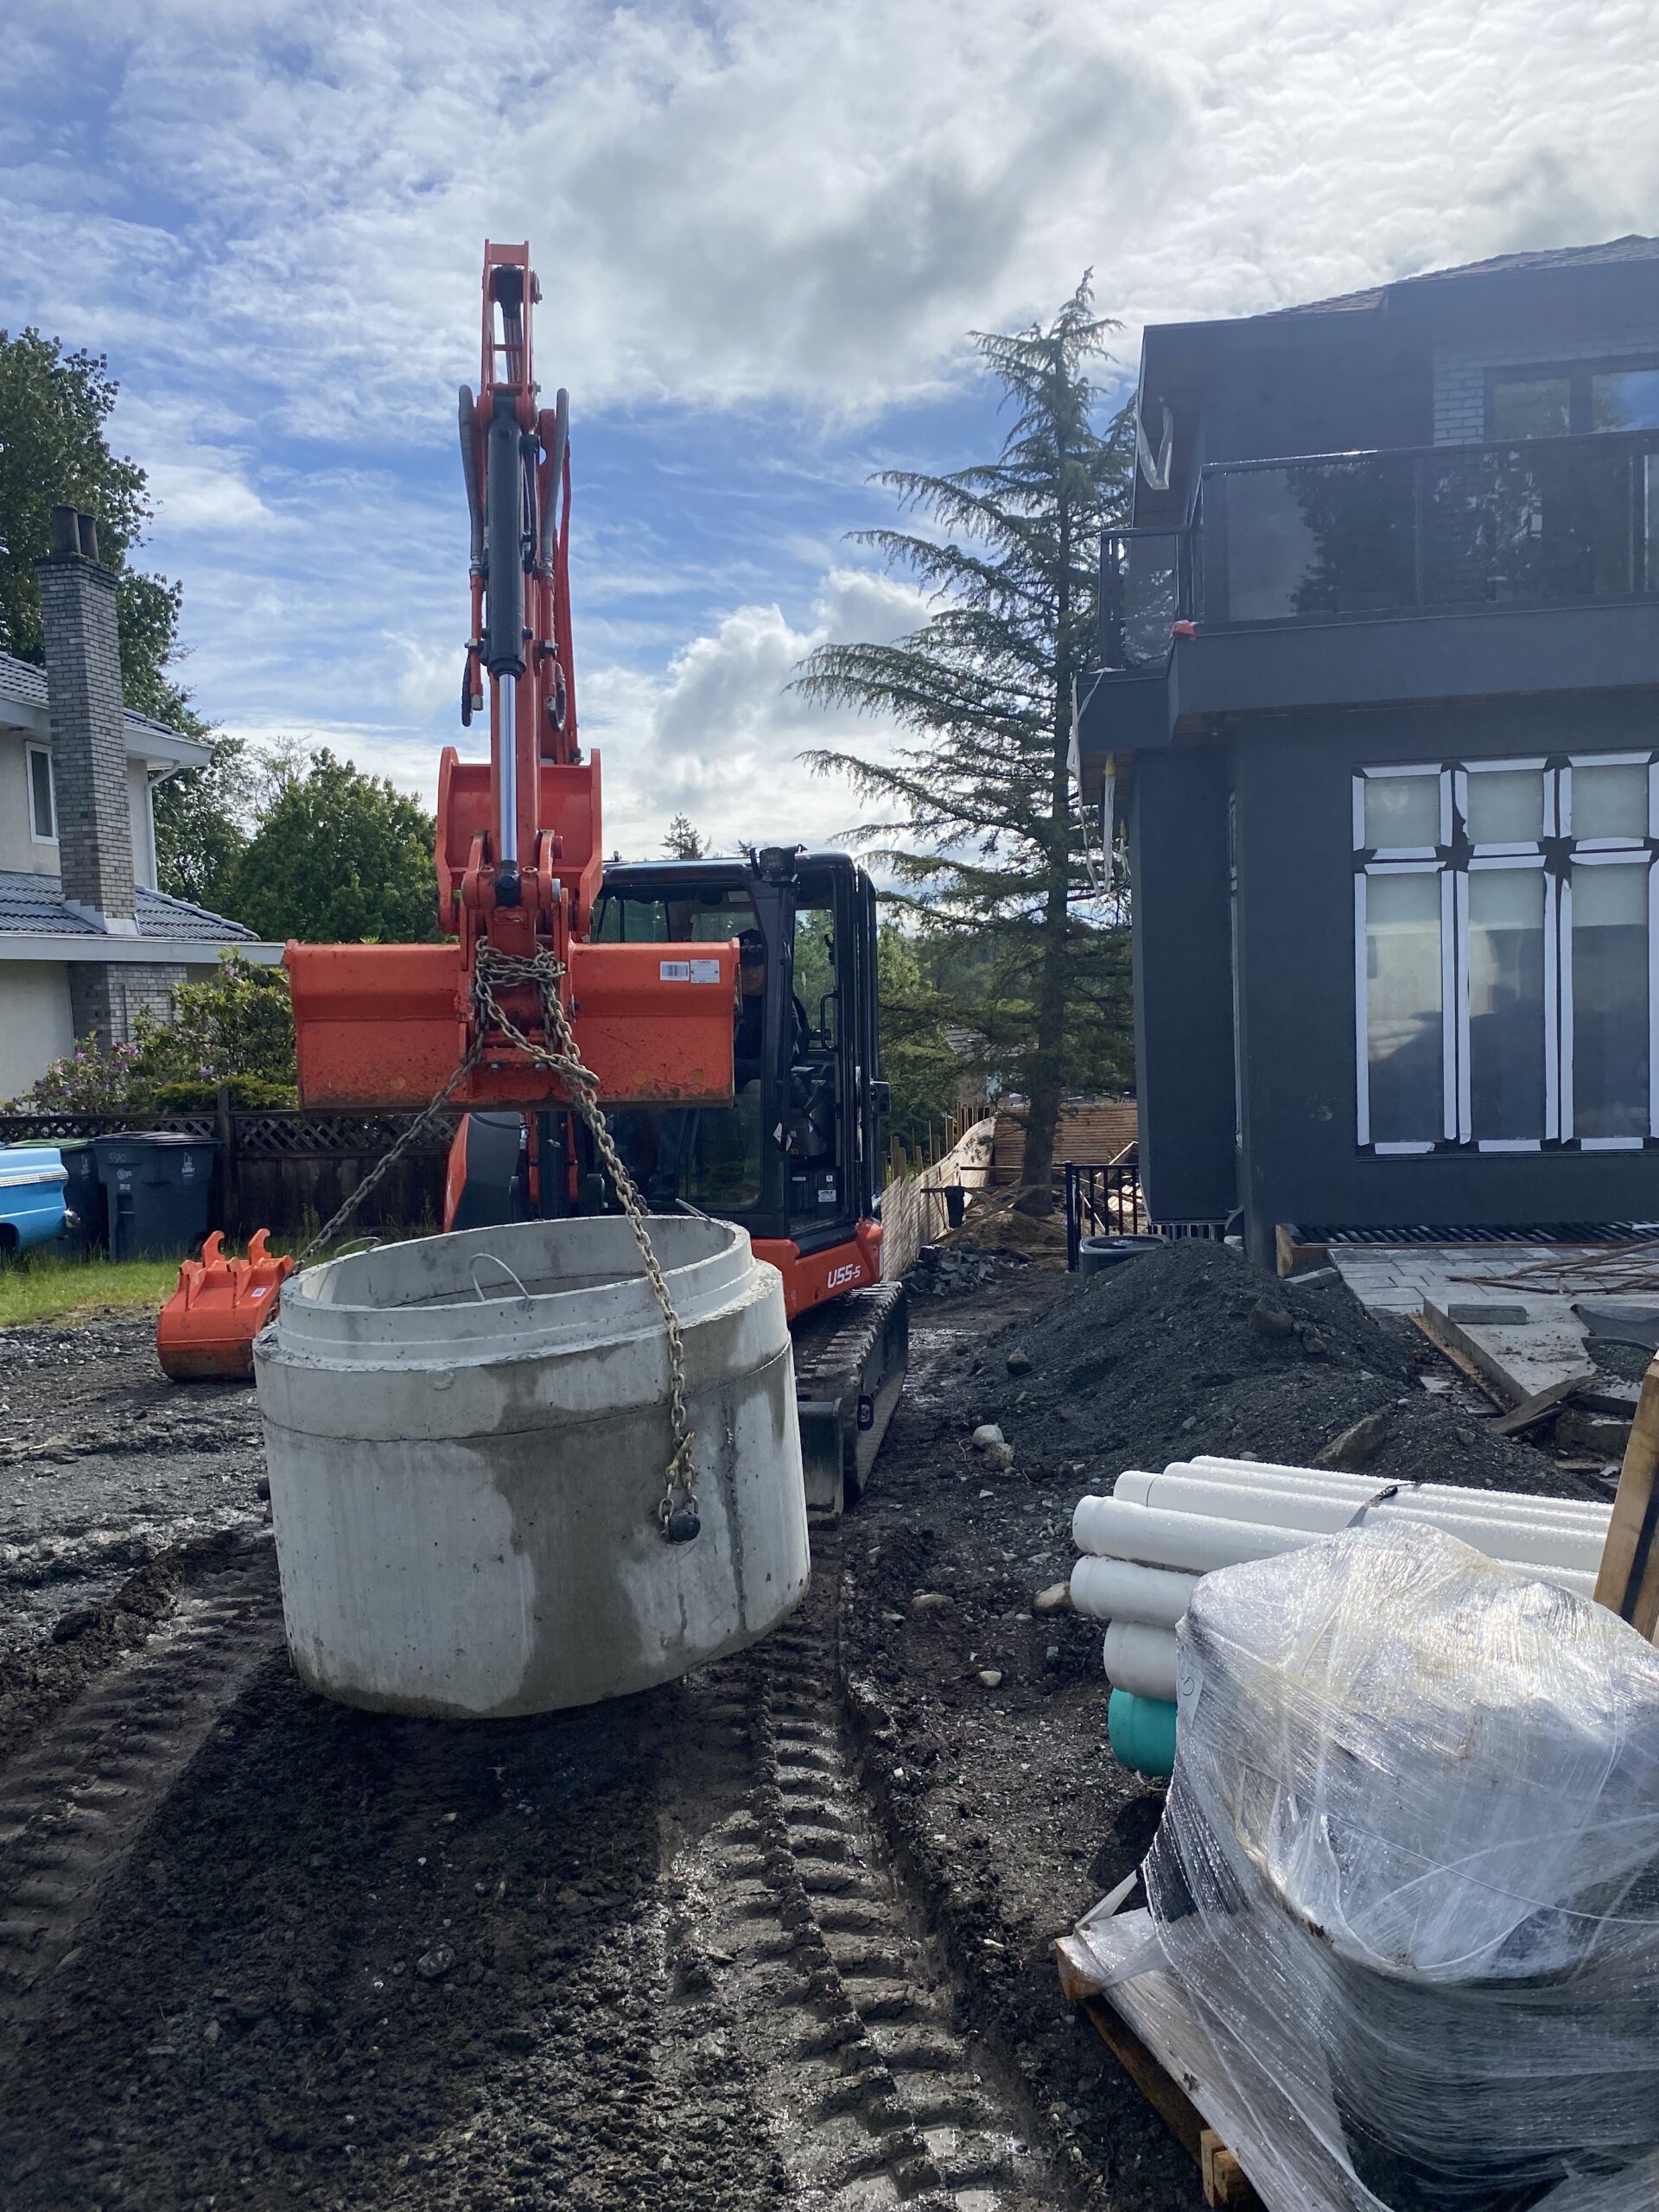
[1077,237,1659,1259]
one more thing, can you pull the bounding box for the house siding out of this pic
[0,963,75,1096]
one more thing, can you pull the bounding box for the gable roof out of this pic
[0,869,257,944]
[0,651,213,770]
[1257,234,1659,323]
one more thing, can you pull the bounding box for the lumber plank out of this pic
[1053,1941,1264,2210]
[1201,2129,1255,2209]
[1490,1370,1596,1437]
[1406,1313,1507,1408]
[1274,1224,1330,1279]
[1594,1353,1659,1640]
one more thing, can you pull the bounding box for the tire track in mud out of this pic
[681,1522,1056,2211]
[0,1542,283,2037]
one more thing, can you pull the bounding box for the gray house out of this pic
[0,507,280,1097]
[1077,237,1659,1258]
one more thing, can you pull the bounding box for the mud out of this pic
[0,1313,264,1658]
[3,1240,1589,2211]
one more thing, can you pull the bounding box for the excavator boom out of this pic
[284,242,737,1112]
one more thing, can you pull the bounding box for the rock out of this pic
[51,1607,98,1644]
[1005,1349,1033,1376]
[415,1945,455,1981]
[1033,1582,1071,1615]
[255,1474,271,1501]
[1249,1299,1294,1340]
[971,1423,1006,1450]
[1313,1410,1390,1471]
[976,1669,1003,1688]
[980,1440,1015,1473]
[911,1592,950,1612]
[1299,1327,1328,1358]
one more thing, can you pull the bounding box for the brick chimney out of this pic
[35,505,137,938]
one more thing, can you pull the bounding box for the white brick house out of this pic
[0,507,282,1097]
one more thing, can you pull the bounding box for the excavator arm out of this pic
[285,242,737,1113]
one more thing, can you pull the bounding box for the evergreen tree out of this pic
[663,813,707,858]
[794,278,1134,1212]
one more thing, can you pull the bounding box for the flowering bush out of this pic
[10,954,297,1112]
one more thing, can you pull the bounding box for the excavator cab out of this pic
[593,848,887,1283]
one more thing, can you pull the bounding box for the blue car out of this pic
[0,1146,73,1254]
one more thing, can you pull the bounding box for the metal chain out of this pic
[291,942,699,1537]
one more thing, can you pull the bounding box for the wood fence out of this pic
[0,1097,454,1243]
[989,1098,1138,1185]
[880,1108,995,1281]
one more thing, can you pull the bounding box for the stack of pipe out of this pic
[1071,1455,1613,1706]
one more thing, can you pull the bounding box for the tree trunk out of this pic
[1014,468,1075,1219]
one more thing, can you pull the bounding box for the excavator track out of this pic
[791,1281,910,1515]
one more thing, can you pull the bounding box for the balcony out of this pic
[1100,428,1659,668]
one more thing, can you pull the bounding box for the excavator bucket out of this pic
[156,1229,294,1381]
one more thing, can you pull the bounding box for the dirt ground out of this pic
[0,1240,1603,2210]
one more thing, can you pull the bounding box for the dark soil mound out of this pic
[950,1239,1599,1501]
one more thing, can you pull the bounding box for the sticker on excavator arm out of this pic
[658,958,724,982]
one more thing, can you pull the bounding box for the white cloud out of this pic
[8,0,1658,898]
[9,0,1656,433]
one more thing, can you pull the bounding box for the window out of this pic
[1486,359,1659,439]
[1355,757,1657,1151]
[26,745,55,842]
[1491,377,1571,441]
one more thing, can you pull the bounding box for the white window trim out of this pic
[25,744,56,843]
[1356,757,1657,1152]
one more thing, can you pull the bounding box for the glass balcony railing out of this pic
[1098,429,1659,667]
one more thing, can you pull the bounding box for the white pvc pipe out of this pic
[1074,1496,1313,1574]
[1102,1621,1179,1702]
[1112,1471,1607,1575]
[1182,1457,1613,1528]
[1071,1554,1199,1629]
[1072,1493,1600,1596]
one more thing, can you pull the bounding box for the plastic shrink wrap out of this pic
[1142,1522,1659,2212]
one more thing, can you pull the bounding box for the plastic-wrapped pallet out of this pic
[1142,1521,1659,2212]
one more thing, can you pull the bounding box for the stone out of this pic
[1033,1582,1070,1615]
[1005,1349,1033,1376]
[415,1945,455,1981]
[911,1592,951,1612]
[1299,1328,1328,1358]
[51,1608,98,1644]
[976,1669,1003,1688]
[980,1440,1015,1473]
[1249,1299,1294,1340]
[971,1423,1006,1450]
[1313,1410,1390,1471]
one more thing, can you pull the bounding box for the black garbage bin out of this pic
[57,1139,105,1252]
[92,1133,219,1259]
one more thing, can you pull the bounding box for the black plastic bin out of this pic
[56,1139,105,1252]
[92,1133,219,1260]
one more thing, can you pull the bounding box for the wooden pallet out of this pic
[1054,1934,1262,2210]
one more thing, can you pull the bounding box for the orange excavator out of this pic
[168,243,906,1509]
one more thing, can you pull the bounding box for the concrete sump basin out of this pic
[252,1215,810,1717]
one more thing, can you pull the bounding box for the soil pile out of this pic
[939,1185,1068,1266]
[951,1239,1601,1500]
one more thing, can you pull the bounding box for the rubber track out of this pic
[0,1546,284,2039]
[691,1522,1049,2209]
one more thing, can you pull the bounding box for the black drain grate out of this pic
[1303,1222,1659,1247]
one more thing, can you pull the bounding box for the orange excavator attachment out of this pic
[156,1229,294,1382]
[286,938,739,1109]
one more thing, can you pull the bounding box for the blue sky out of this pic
[5,0,1656,858]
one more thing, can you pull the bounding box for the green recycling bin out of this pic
[92,1133,219,1260]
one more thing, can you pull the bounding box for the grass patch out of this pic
[0,1249,181,1328]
